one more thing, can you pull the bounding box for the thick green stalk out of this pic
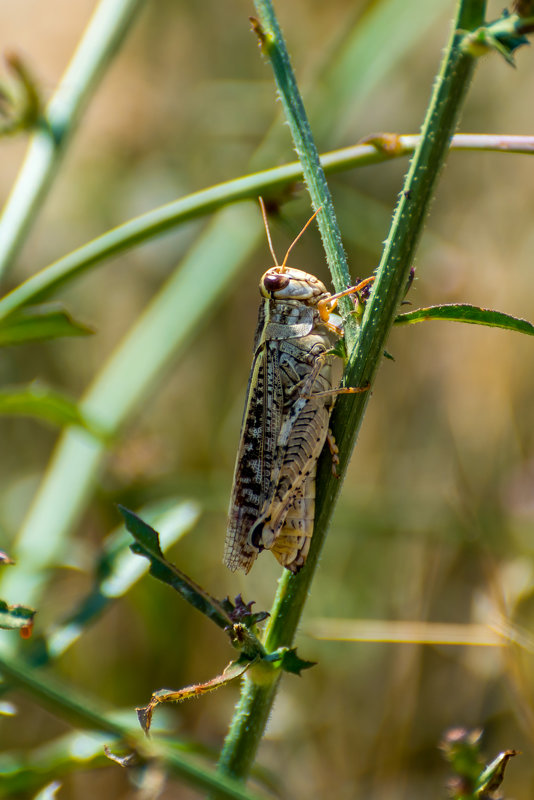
[216,672,280,780]
[0,0,147,282]
[216,0,487,786]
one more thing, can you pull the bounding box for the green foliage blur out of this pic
[1,0,534,797]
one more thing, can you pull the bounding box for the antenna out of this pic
[258,198,322,272]
[280,206,322,271]
[258,197,279,266]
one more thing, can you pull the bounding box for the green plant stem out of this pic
[1,131,531,322]
[0,0,147,282]
[251,1,357,341]
[0,141,404,320]
[216,0,487,786]
[0,651,265,800]
[216,674,279,780]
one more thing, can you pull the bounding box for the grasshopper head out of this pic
[260,267,328,303]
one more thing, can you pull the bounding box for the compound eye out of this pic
[263,271,290,294]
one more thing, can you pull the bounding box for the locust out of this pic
[224,200,373,574]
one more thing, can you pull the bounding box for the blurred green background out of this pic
[1,0,534,797]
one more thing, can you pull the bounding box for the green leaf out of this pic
[42,501,201,662]
[118,505,164,559]
[119,506,266,658]
[119,507,238,631]
[475,749,519,797]
[0,599,35,631]
[279,648,316,675]
[99,500,201,598]
[0,305,94,346]
[0,384,105,436]
[461,12,531,67]
[266,647,316,675]
[329,338,348,361]
[395,303,534,335]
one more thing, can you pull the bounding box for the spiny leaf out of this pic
[395,303,534,335]
[461,12,530,66]
[118,505,164,559]
[119,507,265,659]
[137,657,255,735]
[120,505,231,629]
[278,648,316,675]
[265,647,316,675]
[0,304,94,346]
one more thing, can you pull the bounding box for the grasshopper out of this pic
[224,200,373,574]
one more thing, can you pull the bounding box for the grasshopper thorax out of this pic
[260,266,329,304]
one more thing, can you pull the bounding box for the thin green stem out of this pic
[1,132,531,322]
[0,140,401,321]
[250,2,358,341]
[331,0,487,478]
[0,0,147,282]
[217,0,487,787]
[0,650,265,800]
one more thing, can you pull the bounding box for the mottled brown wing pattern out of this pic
[224,333,285,573]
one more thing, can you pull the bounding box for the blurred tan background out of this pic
[1,0,534,798]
